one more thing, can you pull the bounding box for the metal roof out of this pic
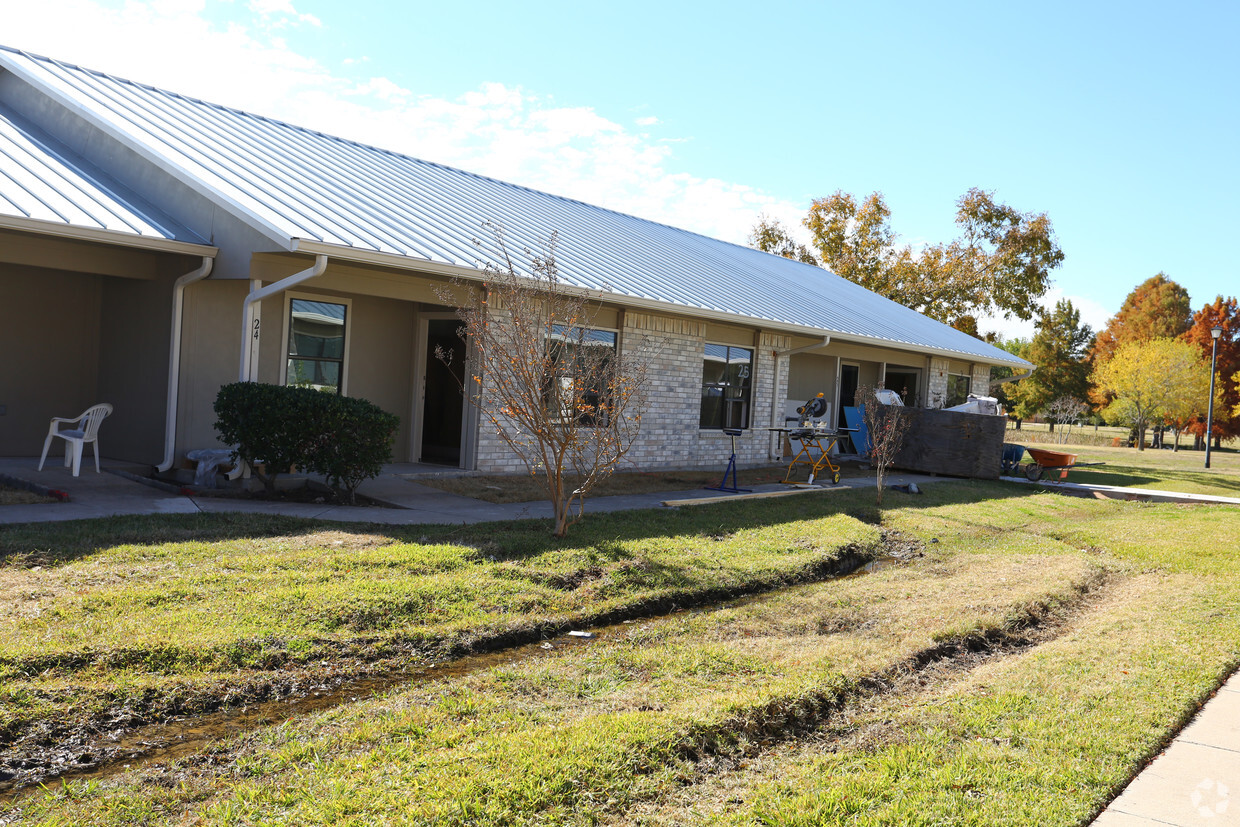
[0,45,1029,367]
[0,101,202,244]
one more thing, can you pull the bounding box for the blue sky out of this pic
[8,0,1237,339]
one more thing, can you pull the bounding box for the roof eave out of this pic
[291,239,1032,370]
[0,214,218,256]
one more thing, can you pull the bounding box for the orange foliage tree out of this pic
[1090,273,1192,365]
[1181,297,1239,446]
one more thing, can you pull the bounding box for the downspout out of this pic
[239,255,328,381]
[157,256,214,472]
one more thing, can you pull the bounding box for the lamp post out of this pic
[1205,324,1222,469]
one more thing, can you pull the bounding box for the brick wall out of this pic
[472,310,792,473]
[927,357,950,408]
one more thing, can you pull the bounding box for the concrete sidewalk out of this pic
[1093,672,1240,825]
[0,456,948,525]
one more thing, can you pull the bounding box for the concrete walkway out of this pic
[0,456,947,525]
[1093,672,1240,825]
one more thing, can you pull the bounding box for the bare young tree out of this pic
[1044,396,1087,444]
[435,224,656,537]
[856,385,911,506]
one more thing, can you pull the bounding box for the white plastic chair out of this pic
[38,403,113,476]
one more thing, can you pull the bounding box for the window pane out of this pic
[700,345,753,430]
[287,358,340,393]
[289,300,346,358]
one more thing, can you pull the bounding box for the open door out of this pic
[419,317,465,465]
[837,363,859,429]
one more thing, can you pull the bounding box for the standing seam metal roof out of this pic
[0,44,1030,367]
[0,102,197,241]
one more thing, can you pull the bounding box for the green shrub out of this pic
[214,383,398,501]
[306,394,399,504]
[214,383,322,493]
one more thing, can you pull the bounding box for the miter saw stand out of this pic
[706,428,752,493]
[781,393,852,486]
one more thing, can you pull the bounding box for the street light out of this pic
[1205,325,1223,469]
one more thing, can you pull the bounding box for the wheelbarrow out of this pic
[1016,447,1105,481]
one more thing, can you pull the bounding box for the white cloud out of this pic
[3,1,802,247]
[635,115,659,126]
[247,0,321,27]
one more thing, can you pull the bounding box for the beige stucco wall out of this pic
[0,247,187,463]
[0,266,102,456]
[97,268,177,462]
[176,259,437,462]
[176,278,249,455]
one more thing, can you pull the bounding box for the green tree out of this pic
[988,336,1031,424]
[1006,300,1094,426]
[1092,339,1212,451]
[802,188,1063,325]
[747,214,817,265]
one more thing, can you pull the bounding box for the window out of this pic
[286,298,348,394]
[700,344,752,429]
[945,373,971,408]
[547,324,617,426]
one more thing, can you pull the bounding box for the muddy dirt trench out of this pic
[0,535,922,802]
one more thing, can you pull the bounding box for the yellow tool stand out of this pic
[782,428,845,485]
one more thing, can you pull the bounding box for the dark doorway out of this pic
[838,363,859,429]
[421,319,465,465]
[884,368,919,407]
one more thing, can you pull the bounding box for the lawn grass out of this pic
[0,485,54,506]
[1008,442,1240,497]
[415,462,861,503]
[0,494,886,759]
[6,485,1239,826]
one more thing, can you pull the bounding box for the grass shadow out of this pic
[0,480,1050,570]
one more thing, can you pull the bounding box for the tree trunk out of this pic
[1137,425,1146,451]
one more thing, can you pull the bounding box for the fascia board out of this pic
[0,50,297,252]
[292,238,1034,370]
[0,213,218,256]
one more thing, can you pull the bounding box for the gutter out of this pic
[290,239,1031,371]
[989,367,1035,392]
[239,254,328,381]
[157,256,214,472]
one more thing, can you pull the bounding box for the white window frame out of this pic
[280,292,353,396]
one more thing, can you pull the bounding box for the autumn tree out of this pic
[1092,339,1212,450]
[435,225,657,537]
[748,214,817,265]
[1090,273,1192,366]
[855,385,911,506]
[1006,299,1093,427]
[1181,296,1239,448]
[800,188,1063,325]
